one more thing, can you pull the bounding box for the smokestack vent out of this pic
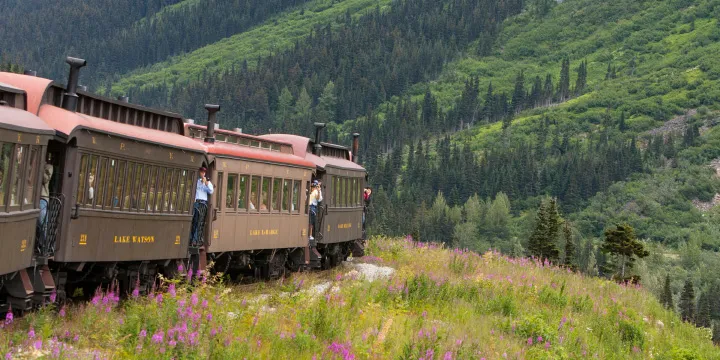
[352,133,360,163]
[233,128,243,133]
[117,96,129,103]
[23,70,37,76]
[204,104,220,143]
[78,85,88,92]
[62,56,87,112]
[313,122,326,156]
[184,119,195,124]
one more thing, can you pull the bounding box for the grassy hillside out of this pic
[1,237,717,359]
[110,0,391,95]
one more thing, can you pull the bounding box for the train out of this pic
[0,57,367,313]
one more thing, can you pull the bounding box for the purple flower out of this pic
[169,340,177,348]
[168,283,176,297]
[527,337,533,346]
[139,329,147,338]
[5,311,13,325]
[156,294,163,304]
[59,307,66,318]
[201,300,208,308]
[444,352,453,360]
[178,263,184,273]
[151,332,164,344]
[206,313,213,321]
[191,293,199,307]
[50,290,57,303]
[28,328,36,339]
[187,269,194,282]
[5,351,12,360]
[545,341,551,350]
[34,340,42,350]
[73,335,80,342]
[132,288,140,298]
[210,328,217,337]
[537,336,543,342]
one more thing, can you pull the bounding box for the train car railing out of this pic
[190,202,208,249]
[35,194,64,258]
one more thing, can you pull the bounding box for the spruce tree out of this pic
[574,60,587,95]
[660,274,674,310]
[511,71,526,114]
[713,321,720,345]
[528,198,561,263]
[696,291,712,328]
[558,58,570,101]
[563,221,577,271]
[618,111,627,132]
[599,224,649,282]
[680,278,696,323]
[543,74,554,106]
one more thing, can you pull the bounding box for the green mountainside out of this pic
[2,0,720,346]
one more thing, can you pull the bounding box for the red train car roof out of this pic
[259,134,365,171]
[39,105,206,152]
[0,72,205,152]
[185,123,292,147]
[0,106,55,135]
[195,139,315,168]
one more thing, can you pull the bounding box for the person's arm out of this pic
[318,189,323,202]
[206,180,214,195]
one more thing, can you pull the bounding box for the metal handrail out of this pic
[35,193,64,257]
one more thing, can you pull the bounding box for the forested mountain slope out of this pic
[0,0,311,86]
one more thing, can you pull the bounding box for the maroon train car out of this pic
[0,82,55,311]
[183,115,317,276]
[0,59,208,299]
[262,124,367,268]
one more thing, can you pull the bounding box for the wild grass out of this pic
[1,236,717,359]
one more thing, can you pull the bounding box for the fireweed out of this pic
[0,237,718,359]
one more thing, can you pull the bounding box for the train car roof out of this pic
[259,134,365,172]
[195,139,315,168]
[0,105,55,135]
[185,123,292,147]
[39,105,207,152]
[0,72,205,153]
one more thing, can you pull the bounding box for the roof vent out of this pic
[204,104,220,143]
[23,70,37,76]
[61,56,87,112]
[117,96,129,103]
[233,128,243,133]
[313,122,326,156]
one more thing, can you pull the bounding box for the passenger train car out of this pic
[0,57,368,312]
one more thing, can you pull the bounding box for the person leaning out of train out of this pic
[39,161,53,223]
[363,186,372,225]
[191,166,214,244]
[308,180,322,240]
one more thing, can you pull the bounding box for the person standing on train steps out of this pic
[308,180,322,241]
[191,166,214,246]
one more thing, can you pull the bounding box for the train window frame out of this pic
[0,142,13,210]
[215,172,224,211]
[162,167,175,212]
[271,178,281,212]
[250,175,260,211]
[21,145,40,210]
[260,177,270,212]
[332,176,338,208]
[86,154,100,208]
[226,173,237,211]
[304,180,309,214]
[292,180,301,214]
[238,175,248,211]
[8,145,26,210]
[94,157,108,210]
[76,153,89,208]
[114,160,127,210]
[282,178,290,212]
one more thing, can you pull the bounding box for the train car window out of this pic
[178,169,188,213]
[145,166,157,211]
[0,143,12,207]
[305,181,309,214]
[261,142,271,150]
[184,170,195,213]
[114,160,126,209]
[292,180,300,213]
[250,176,260,211]
[86,155,99,206]
[272,178,281,211]
[352,178,357,206]
[260,177,270,211]
[104,159,117,208]
[172,169,183,213]
[226,174,236,210]
[10,145,26,207]
[154,167,166,212]
[76,153,89,206]
[238,175,248,210]
[137,165,149,211]
[333,176,338,207]
[216,134,226,142]
[124,162,136,210]
[239,138,250,146]
[344,177,349,207]
[250,140,260,148]
[22,146,40,207]
[282,179,290,212]
[162,169,176,212]
[271,144,281,152]
[95,157,107,209]
[215,172,223,210]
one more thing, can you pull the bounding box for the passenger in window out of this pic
[260,191,268,210]
[191,166,214,245]
[249,191,256,210]
[87,173,95,204]
[363,186,372,227]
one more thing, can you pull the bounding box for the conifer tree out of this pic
[713,321,720,345]
[528,198,561,263]
[660,274,674,310]
[599,224,649,282]
[563,221,577,271]
[558,58,571,101]
[618,111,627,132]
[482,82,495,122]
[511,71,526,114]
[680,278,696,323]
[696,291,712,328]
[574,60,587,95]
[543,74,554,106]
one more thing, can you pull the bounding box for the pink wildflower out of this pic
[49,290,57,303]
[28,328,35,339]
[527,337,533,346]
[5,311,13,325]
[168,283,176,297]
